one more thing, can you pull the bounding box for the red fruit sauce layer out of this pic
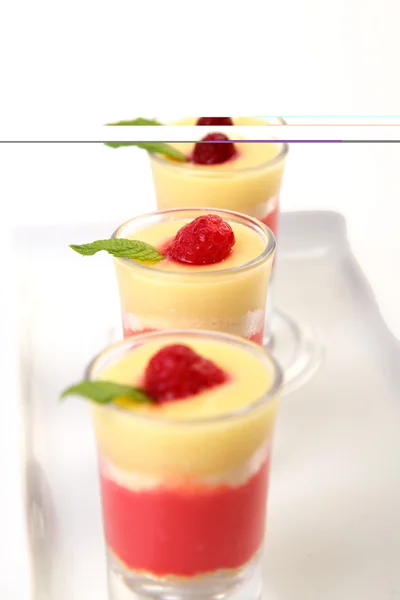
[100,458,270,577]
[123,326,264,345]
[261,199,279,239]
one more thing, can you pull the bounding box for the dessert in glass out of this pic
[112,208,275,345]
[149,117,287,243]
[85,329,283,599]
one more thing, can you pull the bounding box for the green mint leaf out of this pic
[69,238,164,262]
[104,118,187,161]
[61,381,153,404]
[104,140,188,162]
[106,118,163,126]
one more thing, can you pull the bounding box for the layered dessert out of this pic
[112,209,275,344]
[149,117,288,240]
[81,330,282,597]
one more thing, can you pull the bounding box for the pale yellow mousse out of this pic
[149,117,287,220]
[91,335,279,479]
[126,218,265,273]
[168,117,281,172]
[114,214,274,336]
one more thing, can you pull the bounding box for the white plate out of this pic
[14,211,400,600]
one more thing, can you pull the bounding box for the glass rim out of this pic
[86,329,283,426]
[149,116,289,174]
[111,207,276,277]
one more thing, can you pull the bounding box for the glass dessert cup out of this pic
[149,117,287,239]
[112,208,275,345]
[87,330,283,600]
[147,117,321,392]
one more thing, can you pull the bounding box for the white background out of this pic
[1,0,400,598]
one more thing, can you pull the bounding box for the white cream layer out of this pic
[122,309,265,339]
[100,442,270,492]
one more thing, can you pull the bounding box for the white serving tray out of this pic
[14,211,400,600]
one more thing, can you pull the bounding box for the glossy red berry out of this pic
[196,117,234,126]
[167,214,235,265]
[192,133,237,165]
[144,344,227,403]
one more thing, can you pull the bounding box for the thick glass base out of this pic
[265,308,324,396]
[106,551,262,600]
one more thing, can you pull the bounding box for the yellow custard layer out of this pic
[149,117,286,218]
[125,219,265,272]
[114,215,273,328]
[169,117,281,169]
[91,335,279,477]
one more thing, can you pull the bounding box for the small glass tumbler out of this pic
[87,330,283,600]
[148,119,288,242]
[112,208,276,345]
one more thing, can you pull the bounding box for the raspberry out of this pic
[167,214,235,265]
[196,117,233,126]
[192,133,237,165]
[144,344,227,403]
